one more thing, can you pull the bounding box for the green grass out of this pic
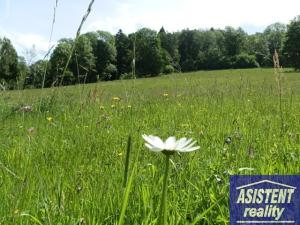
[0,68,300,224]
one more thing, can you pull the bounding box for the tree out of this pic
[246,33,270,66]
[26,60,51,88]
[264,23,286,56]
[0,37,19,88]
[17,56,29,89]
[283,16,300,70]
[231,53,259,68]
[115,29,132,78]
[196,29,227,70]
[49,38,74,86]
[178,29,202,71]
[95,38,117,80]
[132,28,163,76]
[84,31,117,80]
[71,35,96,83]
[223,27,247,57]
[158,27,180,73]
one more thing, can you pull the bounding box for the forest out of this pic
[0,16,300,90]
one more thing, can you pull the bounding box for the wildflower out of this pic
[101,114,110,120]
[77,185,82,193]
[111,104,115,108]
[47,117,53,123]
[112,96,121,101]
[100,105,105,110]
[20,105,33,112]
[27,127,34,134]
[118,152,123,157]
[224,136,232,144]
[143,134,200,225]
[78,218,86,225]
[214,175,222,183]
[127,105,132,108]
[142,135,200,153]
[238,167,255,172]
[223,169,234,175]
[163,93,169,97]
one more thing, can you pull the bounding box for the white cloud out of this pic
[84,17,140,34]
[1,0,299,61]
[85,0,300,34]
[0,27,56,62]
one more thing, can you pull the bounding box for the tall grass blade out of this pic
[190,195,226,225]
[123,135,132,188]
[20,213,44,225]
[118,160,137,225]
[59,0,95,86]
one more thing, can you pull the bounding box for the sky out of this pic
[0,0,299,61]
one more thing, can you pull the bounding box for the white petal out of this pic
[142,134,154,145]
[164,136,176,150]
[174,137,187,149]
[151,136,165,149]
[175,138,193,150]
[143,134,199,153]
[142,135,164,149]
[180,145,200,152]
[145,143,163,152]
[181,140,197,151]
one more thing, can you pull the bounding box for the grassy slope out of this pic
[0,68,300,224]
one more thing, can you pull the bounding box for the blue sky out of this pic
[0,0,299,61]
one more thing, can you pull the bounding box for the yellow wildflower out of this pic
[100,105,105,110]
[112,96,121,101]
[163,93,169,97]
[111,104,115,108]
[47,117,53,122]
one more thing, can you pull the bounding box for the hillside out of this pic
[0,68,300,224]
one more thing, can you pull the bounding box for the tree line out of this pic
[1,16,300,90]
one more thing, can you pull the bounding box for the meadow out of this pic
[0,68,300,224]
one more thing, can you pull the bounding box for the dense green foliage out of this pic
[0,38,20,89]
[0,68,300,224]
[283,16,300,70]
[0,17,300,89]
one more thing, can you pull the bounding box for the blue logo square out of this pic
[230,175,300,225]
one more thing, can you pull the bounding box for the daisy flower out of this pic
[142,134,200,225]
[142,135,200,153]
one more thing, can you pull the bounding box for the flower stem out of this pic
[158,154,170,225]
